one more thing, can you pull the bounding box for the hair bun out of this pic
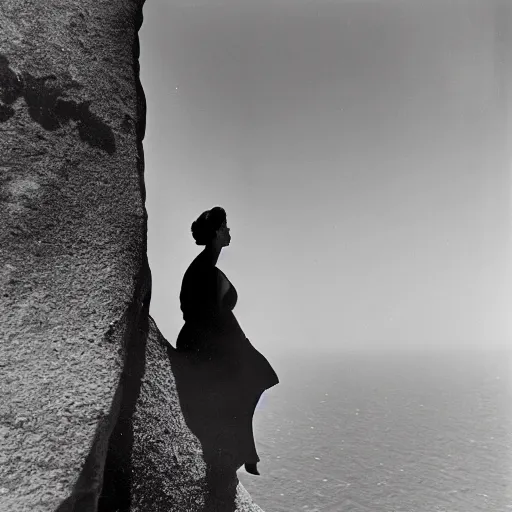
[191,206,226,245]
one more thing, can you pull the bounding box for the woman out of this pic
[175,206,279,476]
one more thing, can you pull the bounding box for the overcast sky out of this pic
[140,0,511,357]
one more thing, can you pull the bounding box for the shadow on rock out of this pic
[55,266,151,512]
[0,54,116,154]
[166,344,254,512]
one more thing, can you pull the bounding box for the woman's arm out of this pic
[216,270,230,308]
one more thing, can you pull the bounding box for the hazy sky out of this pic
[140,0,511,356]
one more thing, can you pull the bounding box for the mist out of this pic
[140,0,511,358]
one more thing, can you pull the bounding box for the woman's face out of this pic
[216,221,231,247]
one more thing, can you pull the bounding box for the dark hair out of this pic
[191,206,227,245]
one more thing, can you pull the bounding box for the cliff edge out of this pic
[0,1,264,511]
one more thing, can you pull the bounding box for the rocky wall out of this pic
[0,1,264,511]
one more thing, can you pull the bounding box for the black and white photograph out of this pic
[1,1,511,511]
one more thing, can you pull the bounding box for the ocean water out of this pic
[238,349,512,512]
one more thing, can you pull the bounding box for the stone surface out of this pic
[99,317,264,512]
[0,2,265,511]
[1,1,148,510]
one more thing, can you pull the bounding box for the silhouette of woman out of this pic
[175,206,279,476]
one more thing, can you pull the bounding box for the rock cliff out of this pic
[0,1,264,511]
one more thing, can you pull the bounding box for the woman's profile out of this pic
[175,206,279,476]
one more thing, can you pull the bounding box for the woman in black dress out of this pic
[175,206,279,476]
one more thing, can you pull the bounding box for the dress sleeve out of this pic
[216,269,230,304]
[180,265,219,321]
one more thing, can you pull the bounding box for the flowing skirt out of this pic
[174,313,279,466]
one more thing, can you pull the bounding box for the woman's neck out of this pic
[202,243,222,266]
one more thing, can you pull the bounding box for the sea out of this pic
[238,348,512,512]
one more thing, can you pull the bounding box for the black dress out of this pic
[175,250,279,466]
